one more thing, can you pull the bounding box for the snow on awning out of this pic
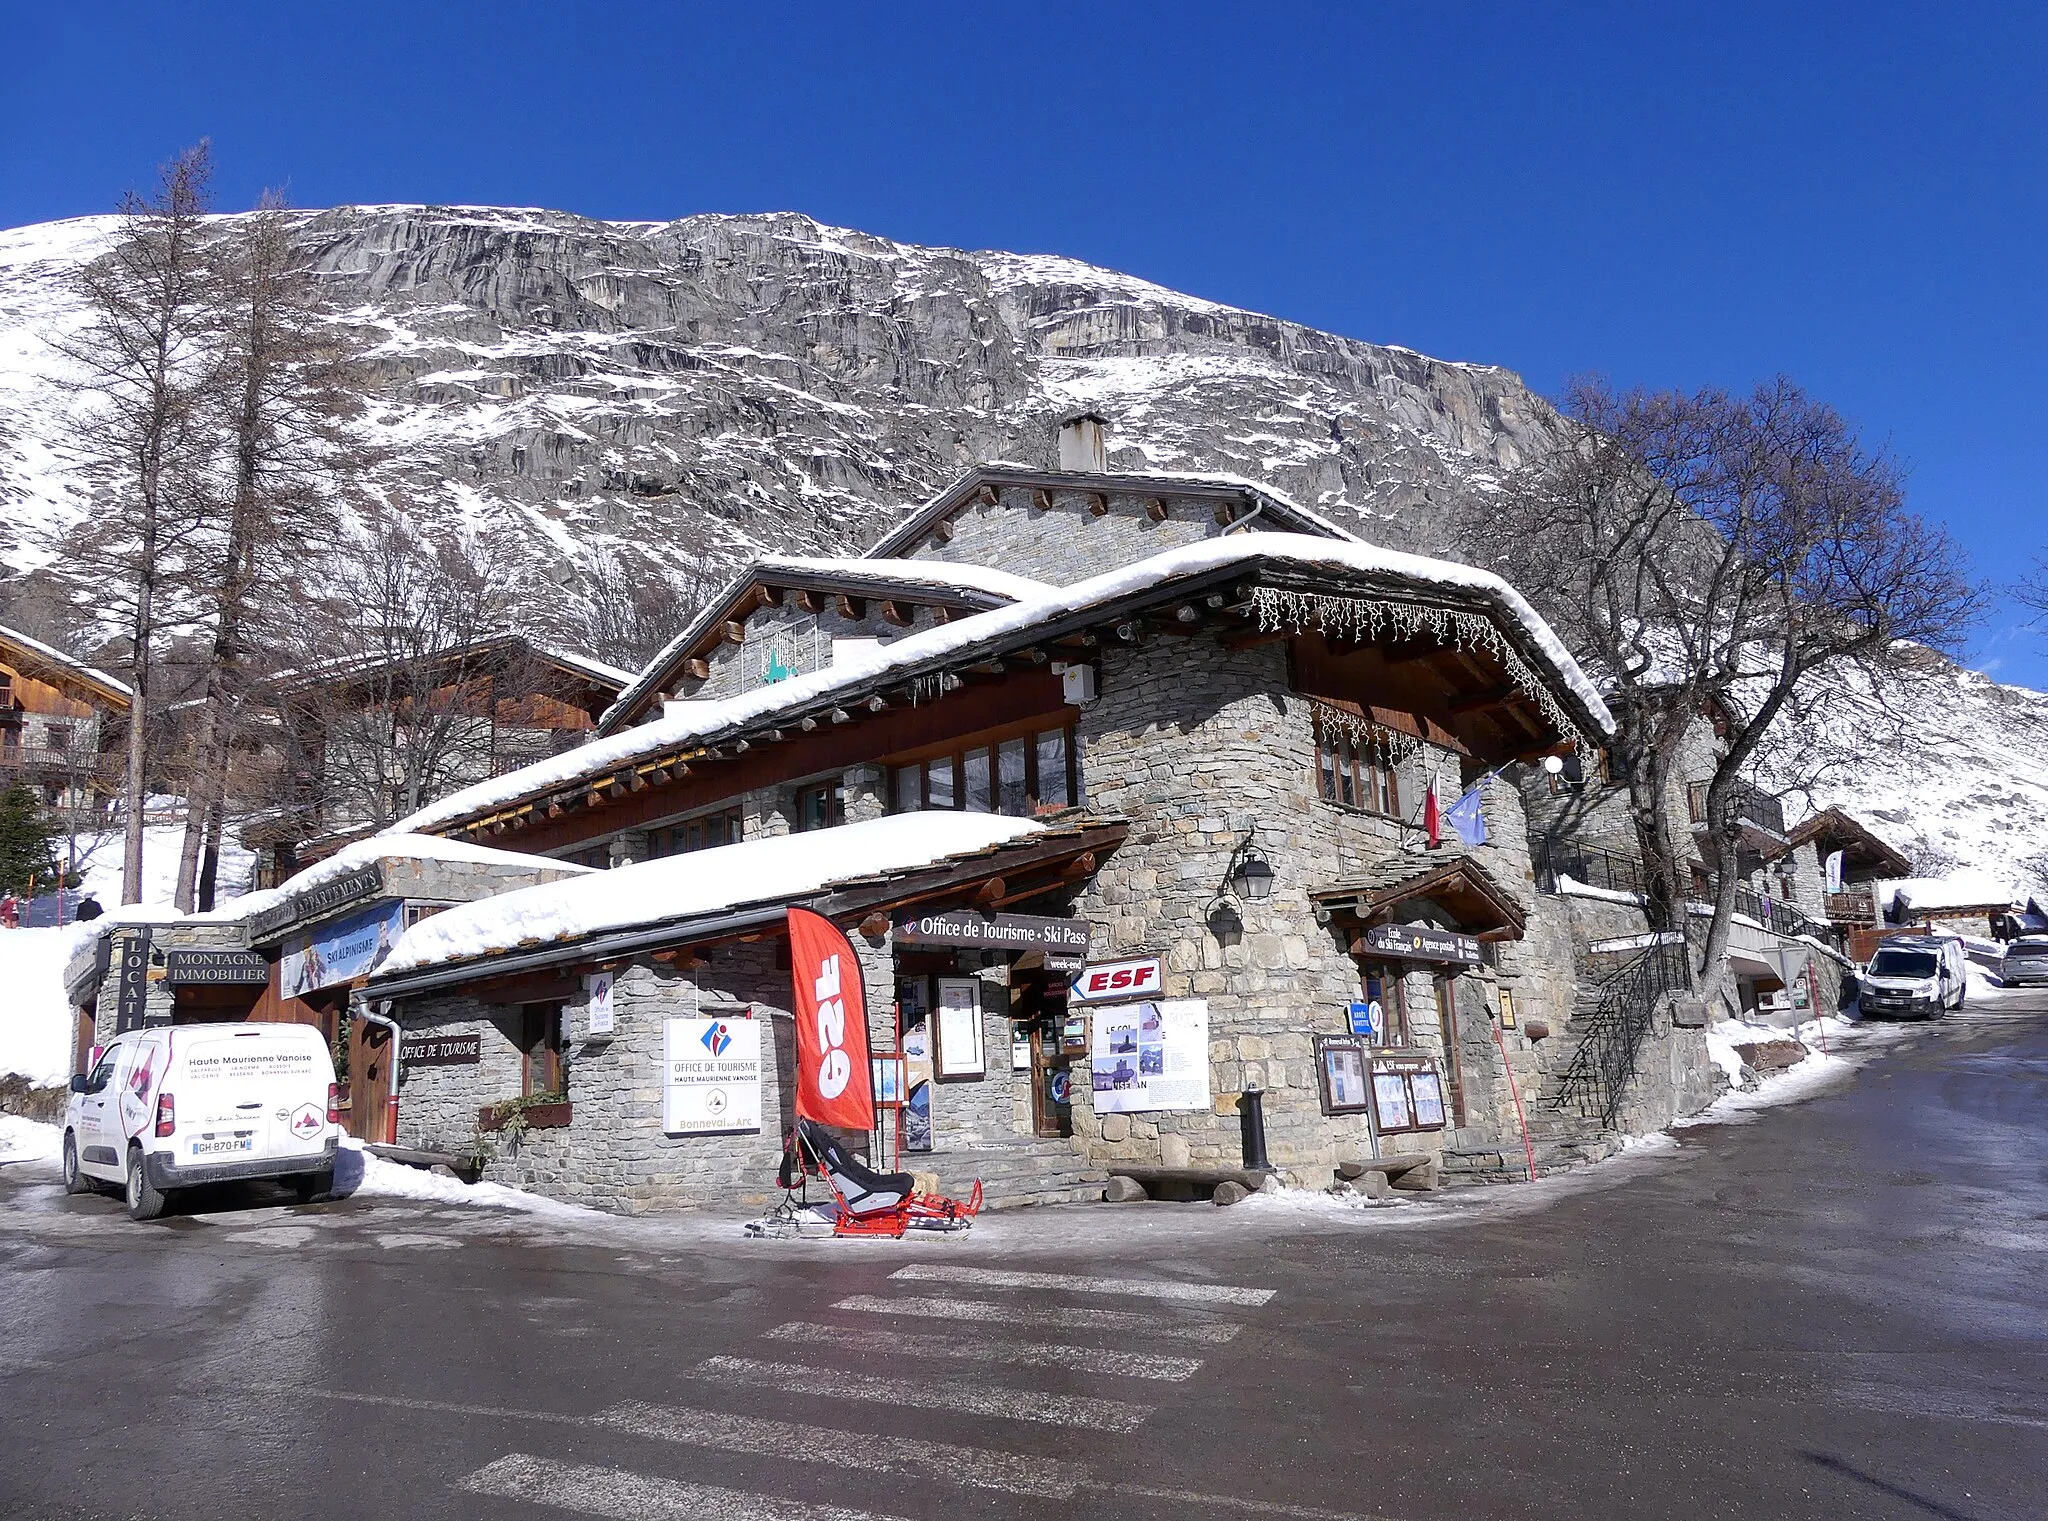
[370,812,1083,990]
[1881,873,2018,915]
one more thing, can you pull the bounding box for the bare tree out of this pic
[173,195,360,911]
[562,543,714,673]
[52,143,219,903]
[1464,378,1981,998]
[267,505,538,832]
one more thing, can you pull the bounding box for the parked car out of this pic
[2003,936,2048,987]
[1858,936,1968,1019]
[63,1022,339,1220]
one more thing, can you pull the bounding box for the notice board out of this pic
[1090,999,1209,1114]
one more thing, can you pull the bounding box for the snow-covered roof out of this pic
[270,634,631,693]
[375,812,1046,982]
[190,833,594,927]
[861,463,1361,562]
[1882,874,2018,914]
[0,623,131,706]
[596,555,1050,736]
[393,532,1612,841]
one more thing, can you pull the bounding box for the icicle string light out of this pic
[1311,701,1422,769]
[1256,587,1594,758]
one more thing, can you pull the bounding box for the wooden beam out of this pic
[1146,497,1169,522]
[975,484,998,507]
[683,657,709,681]
[794,589,821,615]
[1448,686,1515,715]
[1223,627,1288,651]
[931,517,954,544]
[1382,642,1448,666]
[1031,488,1053,512]
[835,594,866,620]
[931,605,952,624]
[975,876,1007,906]
[1087,492,1109,517]
[879,600,913,627]
[1061,851,1097,879]
[720,620,746,645]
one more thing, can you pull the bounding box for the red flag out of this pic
[787,907,875,1130]
[1425,783,1442,849]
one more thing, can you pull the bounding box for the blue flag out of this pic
[1444,784,1488,848]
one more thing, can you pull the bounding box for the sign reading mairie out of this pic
[893,909,1091,956]
[245,864,386,943]
[1360,921,1483,966]
[163,949,270,986]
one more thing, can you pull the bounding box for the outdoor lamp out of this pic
[1231,851,1276,901]
[1207,900,1244,948]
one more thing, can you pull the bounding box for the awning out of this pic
[1312,854,1527,944]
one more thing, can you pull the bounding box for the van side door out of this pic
[74,1044,123,1175]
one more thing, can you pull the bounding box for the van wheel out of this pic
[124,1147,168,1221]
[291,1171,332,1205]
[62,1133,93,1195]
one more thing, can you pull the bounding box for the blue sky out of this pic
[5,4,2042,685]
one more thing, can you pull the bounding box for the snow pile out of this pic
[376,812,1045,979]
[0,927,87,1085]
[1878,872,2017,916]
[342,1140,598,1217]
[72,822,258,911]
[395,531,1613,839]
[0,1114,61,1163]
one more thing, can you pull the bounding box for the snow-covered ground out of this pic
[0,1113,60,1163]
[0,925,88,1085]
[71,822,257,910]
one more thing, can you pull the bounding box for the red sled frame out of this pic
[784,1128,983,1239]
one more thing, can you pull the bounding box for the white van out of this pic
[63,1022,339,1220]
[1858,935,1969,1020]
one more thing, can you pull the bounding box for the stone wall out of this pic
[904,486,1218,585]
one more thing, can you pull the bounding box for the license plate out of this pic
[189,1135,255,1157]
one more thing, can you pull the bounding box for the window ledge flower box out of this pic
[478,1099,573,1132]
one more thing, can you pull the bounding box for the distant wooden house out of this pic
[0,625,130,815]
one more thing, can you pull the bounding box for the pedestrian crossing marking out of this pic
[594,1402,1076,1497]
[765,1320,1203,1381]
[692,1355,1153,1432]
[890,1262,1275,1305]
[460,1454,896,1521]
[832,1292,1244,1343]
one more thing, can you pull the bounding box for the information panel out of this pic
[1091,998,1209,1114]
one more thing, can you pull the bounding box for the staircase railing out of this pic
[1553,937,1693,1130]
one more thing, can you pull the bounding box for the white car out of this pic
[1858,937,1968,1020]
[63,1022,340,1220]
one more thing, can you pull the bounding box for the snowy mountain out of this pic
[0,203,2040,896]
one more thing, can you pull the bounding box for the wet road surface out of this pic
[3,991,2045,1521]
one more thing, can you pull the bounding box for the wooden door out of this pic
[1433,974,1467,1128]
[349,1017,395,1144]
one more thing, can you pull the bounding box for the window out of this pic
[795,781,845,832]
[1316,729,1400,817]
[45,724,72,752]
[888,724,1082,820]
[519,1003,562,1096]
[648,807,743,857]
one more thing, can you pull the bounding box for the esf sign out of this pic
[1068,956,1164,1005]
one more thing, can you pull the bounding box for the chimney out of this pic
[1057,412,1108,473]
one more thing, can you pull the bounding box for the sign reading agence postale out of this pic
[892,909,1091,956]
[1360,922,1484,966]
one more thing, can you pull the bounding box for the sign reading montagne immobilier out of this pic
[163,949,270,986]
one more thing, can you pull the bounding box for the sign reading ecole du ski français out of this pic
[1359,921,1484,967]
[663,1015,762,1135]
[1068,955,1164,1005]
[163,949,270,986]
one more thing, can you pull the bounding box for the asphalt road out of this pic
[3,991,2046,1521]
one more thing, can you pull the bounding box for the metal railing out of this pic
[1540,842,1646,897]
[1687,780,1787,838]
[1553,937,1694,1131]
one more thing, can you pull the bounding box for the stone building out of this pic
[305,436,1619,1212]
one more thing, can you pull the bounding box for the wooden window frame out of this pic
[887,718,1080,819]
[1316,728,1401,818]
[520,1002,563,1096]
[794,780,846,833]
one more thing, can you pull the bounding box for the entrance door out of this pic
[1013,968,1072,1138]
[1433,974,1467,1128]
[349,1016,395,1144]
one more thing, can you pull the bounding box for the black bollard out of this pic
[1238,1088,1270,1172]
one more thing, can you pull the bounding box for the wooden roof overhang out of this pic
[606,566,1025,731]
[366,816,1127,1003]
[276,635,626,710]
[431,554,1603,848]
[1772,807,1912,878]
[0,633,132,712]
[1311,855,1528,943]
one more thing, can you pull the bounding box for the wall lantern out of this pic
[1231,851,1275,902]
[1207,901,1244,948]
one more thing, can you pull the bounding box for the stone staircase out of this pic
[922,1135,1110,1209]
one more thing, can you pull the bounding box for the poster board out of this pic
[1317,1037,1372,1114]
[663,1015,762,1135]
[897,977,933,1152]
[1371,1049,1448,1134]
[934,978,985,1079]
[1091,999,1209,1114]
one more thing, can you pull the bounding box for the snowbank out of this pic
[342,1141,598,1217]
[0,1114,61,1163]
[376,812,1044,979]
[0,927,85,1085]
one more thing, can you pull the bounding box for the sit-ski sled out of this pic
[757,1117,982,1239]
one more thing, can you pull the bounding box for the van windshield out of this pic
[1869,949,1938,979]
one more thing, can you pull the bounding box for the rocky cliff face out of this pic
[0,203,2040,894]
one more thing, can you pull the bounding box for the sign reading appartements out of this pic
[245,864,387,943]
[892,909,1091,957]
